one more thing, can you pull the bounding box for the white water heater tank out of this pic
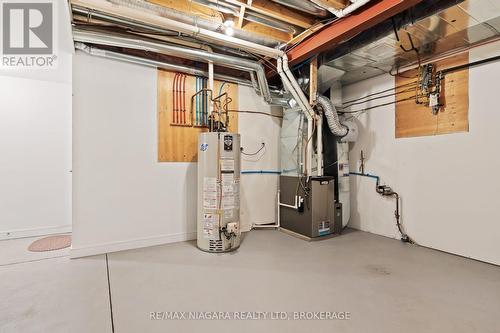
[197,132,241,252]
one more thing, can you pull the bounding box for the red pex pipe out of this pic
[174,73,180,124]
[172,73,178,124]
[177,73,182,124]
[182,74,187,124]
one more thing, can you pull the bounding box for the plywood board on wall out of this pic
[395,52,469,138]
[157,70,238,162]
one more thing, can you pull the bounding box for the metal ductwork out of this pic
[73,28,275,102]
[316,94,348,137]
[74,42,253,87]
[71,0,283,57]
[270,0,329,17]
[72,5,179,37]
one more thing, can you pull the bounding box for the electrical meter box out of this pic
[279,176,342,238]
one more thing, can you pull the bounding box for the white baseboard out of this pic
[70,231,197,258]
[0,225,72,240]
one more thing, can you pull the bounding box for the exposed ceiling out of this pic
[70,0,500,89]
[322,0,500,85]
[71,0,347,46]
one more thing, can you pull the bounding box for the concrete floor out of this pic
[1,230,500,333]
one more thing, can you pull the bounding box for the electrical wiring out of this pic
[322,160,338,170]
[245,51,278,74]
[283,17,340,53]
[241,143,265,156]
[239,47,277,73]
[227,109,283,119]
[390,18,423,100]
[341,80,418,105]
[340,52,500,119]
[339,95,426,115]
[341,86,418,109]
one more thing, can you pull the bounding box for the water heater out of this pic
[197,132,241,252]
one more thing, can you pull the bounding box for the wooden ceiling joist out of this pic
[239,0,316,29]
[311,0,349,10]
[242,21,291,42]
[149,0,316,42]
[148,0,223,23]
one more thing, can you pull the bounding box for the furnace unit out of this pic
[280,176,342,238]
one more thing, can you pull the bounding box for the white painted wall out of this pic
[71,52,280,257]
[238,86,281,230]
[344,41,500,265]
[0,1,73,239]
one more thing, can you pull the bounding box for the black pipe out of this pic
[351,172,412,243]
[441,55,500,75]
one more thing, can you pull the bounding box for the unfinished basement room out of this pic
[1,0,500,332]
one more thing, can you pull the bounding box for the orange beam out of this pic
[286,0,423,65]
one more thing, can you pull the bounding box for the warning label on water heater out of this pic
[203,177,218,209]
[203,213,217,238]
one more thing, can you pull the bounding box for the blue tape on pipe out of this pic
[350,172,380,182]
[241,170,281,175]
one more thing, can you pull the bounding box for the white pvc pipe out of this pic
[279,195,302,209]
[316,113,323,176]
[277,190,281,228]
[278,55,315,177]
[208,60,214,116]
[306,120,313,176]
[277,58,310,176]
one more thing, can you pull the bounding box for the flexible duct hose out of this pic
[316,94,348,137]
